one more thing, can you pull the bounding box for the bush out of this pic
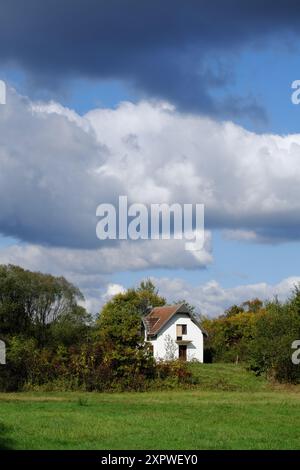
[156,360,193,385]
[250,300,300,383]
[0,336,38,391]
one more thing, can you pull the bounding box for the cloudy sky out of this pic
[1,0,300,316]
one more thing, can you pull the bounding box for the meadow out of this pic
[0,364,300,450]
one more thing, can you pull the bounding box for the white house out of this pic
[143,303,206,362]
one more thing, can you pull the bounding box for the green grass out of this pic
[1,364,300,450]
[188,362,268,391]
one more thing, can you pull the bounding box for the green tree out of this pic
[94,280,165,382]
[0,264,85,345]
[96,301,154,382]
[50,305,93,347]
[202,300,265,363]
[97,280,165,321]
[136,279,166,315]
[250,296,300,382]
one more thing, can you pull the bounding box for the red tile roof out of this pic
[144,304,184,336]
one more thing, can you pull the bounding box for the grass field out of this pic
[1,364,300,450]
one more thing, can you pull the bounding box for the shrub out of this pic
[250,300,300,383]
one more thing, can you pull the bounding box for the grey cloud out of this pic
[0,88,124,248]
[1,89,300,248]
[1,0,298,117]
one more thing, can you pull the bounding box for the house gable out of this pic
[144,303,205,338]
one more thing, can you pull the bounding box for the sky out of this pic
[1,0,300,316]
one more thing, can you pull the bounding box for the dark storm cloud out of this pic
[0,0,299,116]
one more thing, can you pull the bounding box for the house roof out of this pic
[143,303,207,337]
[144,304,182,335]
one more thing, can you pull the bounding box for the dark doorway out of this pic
[179,345,187,361]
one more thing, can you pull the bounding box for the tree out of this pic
[0,264,85,345]
[202,300,265,363]
[50,305,93,347]
[164,334,177,360]
[97,302,142,347]
[94,280,166,381]
[96,301,154,381]
[250,296,300,382]
[222,298,263,318]
[0,265,32,335]
[97,280,165,321]
[223,304,244,318]
[241,298,263,314]
[136,279,166,315]
[289,284,300,315]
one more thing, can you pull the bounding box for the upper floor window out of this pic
[176,324,187,336]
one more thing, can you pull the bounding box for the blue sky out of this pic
[1,1,300,315]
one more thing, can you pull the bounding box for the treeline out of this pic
[202,293,300,383]
[0,266,191,391]
[1,264,300,391]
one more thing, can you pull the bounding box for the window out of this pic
[147,334,157,341]
[176,324,187,338]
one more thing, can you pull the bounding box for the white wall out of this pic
[149,313,203,362]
